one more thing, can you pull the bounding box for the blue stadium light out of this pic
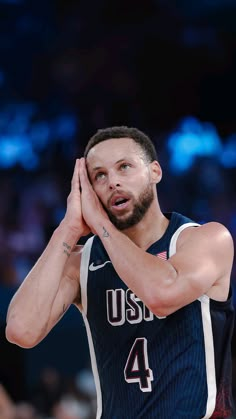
[220,135,236,168]
[30,121,50,150]
[21,153,39,170]
[167,116,223,173]
[52,114,77,141]
[0,136,34,168]
[0,103,78,169]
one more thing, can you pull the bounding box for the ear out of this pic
[149,161,162,184]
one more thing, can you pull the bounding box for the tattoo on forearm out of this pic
[63,242,71,250]
[63,242,71,257]
[103,227,109,237]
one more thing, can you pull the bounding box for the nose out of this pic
[109,181,121,190]
[108,173,121,190]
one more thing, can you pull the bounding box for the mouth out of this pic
[109,194,131,211]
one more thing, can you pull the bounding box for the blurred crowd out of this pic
[0,366,97,419]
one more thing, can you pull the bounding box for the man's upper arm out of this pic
[164,222,234,314]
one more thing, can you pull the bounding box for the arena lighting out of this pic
[0,104,235,172]
[0,103,77,170]
[167,116,223,173]
[0,136,38,169]
[220,135,236,168]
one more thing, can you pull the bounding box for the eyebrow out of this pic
[92,158,127,172]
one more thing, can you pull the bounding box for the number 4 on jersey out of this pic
[124,337,153,392]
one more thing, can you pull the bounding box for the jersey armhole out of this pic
[168,222,200,257]
[80,235,95,315]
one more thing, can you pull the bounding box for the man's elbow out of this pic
[145,287,177,318]
[5,319,41,349]
[148,301,172,318]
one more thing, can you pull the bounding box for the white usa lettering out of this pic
[106,288,166,326]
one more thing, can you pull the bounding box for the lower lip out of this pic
[111,201,130,211]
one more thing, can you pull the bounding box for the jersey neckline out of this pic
[145,211,178,253]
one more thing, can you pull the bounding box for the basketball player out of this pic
[6,126,235,418]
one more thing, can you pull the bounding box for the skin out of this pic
[0,385,15,419]
[5,137,234,348]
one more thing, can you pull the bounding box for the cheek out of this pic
[92,184,106,203]
[132,172,149,188]
[129,177,148,197]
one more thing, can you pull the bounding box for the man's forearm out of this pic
[95,218,176,310]
[6,222,81,347]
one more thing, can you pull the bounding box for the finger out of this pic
[79,158,93,191]
[71,159,80,192]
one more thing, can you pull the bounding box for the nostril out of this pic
[109,182,120,189]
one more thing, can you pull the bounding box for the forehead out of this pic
[86,137,144,167]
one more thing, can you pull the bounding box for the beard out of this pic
[104,184,154,230]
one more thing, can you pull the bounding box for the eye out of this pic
[120,163,131,170]
[95,172,106,181]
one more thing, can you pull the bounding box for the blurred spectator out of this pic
[52,396,91,419]
[30,367,64,417]
[0,384,15,419]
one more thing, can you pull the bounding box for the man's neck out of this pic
[122,203,169,250]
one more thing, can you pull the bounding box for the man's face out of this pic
[86,137,158,230]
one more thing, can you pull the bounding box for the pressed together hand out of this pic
[62,158,90,237]
[63,158,108,237]
[79,157,109,235]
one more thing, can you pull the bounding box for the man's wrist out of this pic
[56,220,83,242]
[95,217,115,239]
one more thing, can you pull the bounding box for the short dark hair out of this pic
[84,126,158,162]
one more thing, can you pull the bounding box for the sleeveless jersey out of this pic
[79,212,235,419]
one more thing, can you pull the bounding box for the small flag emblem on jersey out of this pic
[156,251,167,260]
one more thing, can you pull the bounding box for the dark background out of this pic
[0,1,236,418]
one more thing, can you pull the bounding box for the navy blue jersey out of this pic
[79,212,235,419]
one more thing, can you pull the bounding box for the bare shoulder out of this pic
[179,221,233,251]
[199,221,233,238]
[177,221,234,299]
